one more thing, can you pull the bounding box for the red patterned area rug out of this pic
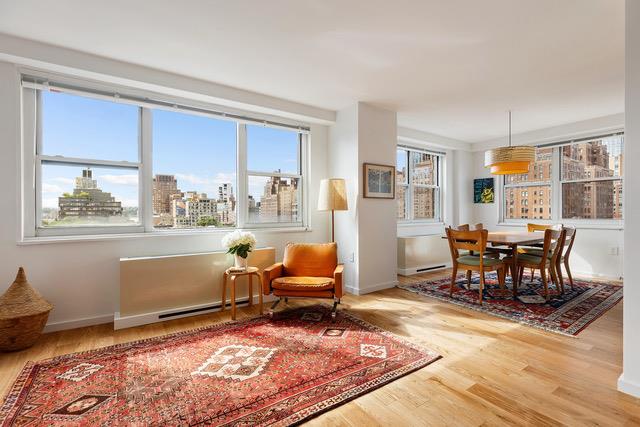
[0,305,440,426]
[398,272,622,336]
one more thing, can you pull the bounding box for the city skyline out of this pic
[40,91,300,210]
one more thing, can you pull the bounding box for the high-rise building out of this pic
[153,174,182,214]
[258,175,298,222]
[174,193,217,228]
[58,169,123,218]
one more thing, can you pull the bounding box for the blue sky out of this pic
[41,91,299,208]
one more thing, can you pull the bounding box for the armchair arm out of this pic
[262,262,283,295]
[333,264,344,298]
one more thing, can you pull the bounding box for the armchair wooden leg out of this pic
[466,270,472,287]
[269,297,283,318]
[331,298,340,320]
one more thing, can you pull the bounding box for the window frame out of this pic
[21,74,310,240]
[499,134,624,227]
[396,146,444,224]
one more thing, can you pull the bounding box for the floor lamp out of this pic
[318,178,348,243]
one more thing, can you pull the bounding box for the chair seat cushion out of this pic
[516,253,544,264]
[518,248,557,260]
[271,276,334,291]
[456,255,502,267]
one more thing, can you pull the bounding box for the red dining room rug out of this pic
[0,305,440,426]
[398,272,622,336]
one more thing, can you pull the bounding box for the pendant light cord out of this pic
[508,110,512,148]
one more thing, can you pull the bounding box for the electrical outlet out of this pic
[349,252,355,263]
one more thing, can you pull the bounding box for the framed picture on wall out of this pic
[474,178,495,203]
[363,163,395,199]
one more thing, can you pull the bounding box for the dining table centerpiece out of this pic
[222,230,257,271]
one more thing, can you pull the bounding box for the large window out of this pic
[152,109,237,229]
[560,135,623,220]
[502,135,624,223]
[246,125,302,224]
[396,147,442,222]
[503,148,552,220]
[38,91,141,228]
[23,77,307,237]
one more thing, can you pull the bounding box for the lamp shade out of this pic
[318,178,348,211]
[484,146,535,175]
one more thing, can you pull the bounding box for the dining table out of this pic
[444,231,545,297]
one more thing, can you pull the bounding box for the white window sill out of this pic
[497,222,623,231]
[18,226,313,245]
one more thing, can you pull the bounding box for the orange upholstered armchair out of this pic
[263,242,344,318]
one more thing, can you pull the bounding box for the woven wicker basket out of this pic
[0,267,53,352]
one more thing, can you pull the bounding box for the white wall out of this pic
[328,104,359,291]
[0,60,330,331]
[329,103,398,294]
[471,149,624,279]
[619,0,640,398]
[357,103,398,293]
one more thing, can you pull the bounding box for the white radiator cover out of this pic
[397,235,451,276]
[116,247,275,329]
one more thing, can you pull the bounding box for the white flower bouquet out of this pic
[222,230,257,270]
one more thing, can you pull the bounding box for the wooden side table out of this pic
[222,267,263,320]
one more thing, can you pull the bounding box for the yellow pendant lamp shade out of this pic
[484,147,536,175]
[484,111,535,175]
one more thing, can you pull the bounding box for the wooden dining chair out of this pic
[559,227,577,289]
[507,228,566,301]
[520,223,563,279]
[526,227,577,290]
[446,227,507,305]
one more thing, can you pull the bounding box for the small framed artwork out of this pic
[474,178,495,203]
[363,163,395,199]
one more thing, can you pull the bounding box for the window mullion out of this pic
[141,107,153,232]
[237,123,248,228]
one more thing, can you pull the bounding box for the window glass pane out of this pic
[413,187,438,220]
[397,185,407,219]
[504,185,552,220]
[152,109,236,229]
[561,136,624,180]
[40,163,138,227]
[41,91,139,162]
[396,149,408,185]
[248,176,300,223]
[410,152,437,185]
[562,181,622,219]
[247,125,300,174]
[504,148,553,184]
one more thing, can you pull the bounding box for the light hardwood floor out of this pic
[1,269,638,426]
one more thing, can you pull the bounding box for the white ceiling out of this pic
[0,0,624,142]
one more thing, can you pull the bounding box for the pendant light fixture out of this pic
[484,110,535,175]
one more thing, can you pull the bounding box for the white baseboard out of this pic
[618,374,640,398]
[572,270,623,281]
[44,314,114,333]
[114,294,273,330]
[345,280,399,296]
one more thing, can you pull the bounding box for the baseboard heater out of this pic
[416,265,446,273]
[158,298,250,319]
[398,235,451,276]
[116,247,275,330]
